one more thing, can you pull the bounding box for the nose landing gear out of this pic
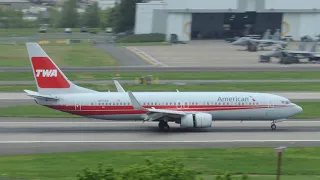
[271,123,276,130]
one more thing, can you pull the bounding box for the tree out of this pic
[59,0,79,28]
[107,3,120,31]
[114,0,142,33]
[47,7,61,28]
[100,7,113,29]
[84,2,100,28]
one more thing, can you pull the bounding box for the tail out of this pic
[25,42,97,95]
[310,41,318,52]
[272,29,280,40]
[298,41,306,51]
[262,29,270,40]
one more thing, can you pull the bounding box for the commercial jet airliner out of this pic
[24,42,303,131]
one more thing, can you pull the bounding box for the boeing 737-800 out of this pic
[24,42,303,131]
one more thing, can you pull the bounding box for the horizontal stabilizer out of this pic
[24,90,59,101]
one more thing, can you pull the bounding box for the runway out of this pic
[0,119,319,155]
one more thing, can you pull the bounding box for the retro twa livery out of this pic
[24,43,303,131]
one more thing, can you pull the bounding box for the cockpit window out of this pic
[281,100,291,104]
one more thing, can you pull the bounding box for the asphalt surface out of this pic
[2,79,320,85]
[1,66,320,72]
[0,119,319,155]
[95,44,150,66]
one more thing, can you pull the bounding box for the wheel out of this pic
[162,124,170,132]
[158,121,170,132]
[271,123,276,130]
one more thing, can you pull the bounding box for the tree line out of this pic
[0,0,143,33]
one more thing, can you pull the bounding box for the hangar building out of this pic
[134,0,320,41]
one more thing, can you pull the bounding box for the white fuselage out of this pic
[35,91,302,121]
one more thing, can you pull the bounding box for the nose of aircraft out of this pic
[294,104,303,114]
[231,40,240,45]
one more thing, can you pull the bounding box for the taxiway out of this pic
[0,119,319,155]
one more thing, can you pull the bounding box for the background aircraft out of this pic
[24,42,302,132]
[231,30,288,52]
[261,41,320,64]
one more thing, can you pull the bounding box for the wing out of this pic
[113,80,125,92]
[127,91,187,121]
[24,90,59,101]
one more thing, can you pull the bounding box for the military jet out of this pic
[231,29,288,52]
[260,41,320,64]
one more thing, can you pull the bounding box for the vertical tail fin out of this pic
[272,29,280,40]
[262,29,271,40]
[310,41,317,52]
[26,42,96,95]
[298,41,306,51]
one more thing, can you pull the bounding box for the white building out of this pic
[134,0,320,41]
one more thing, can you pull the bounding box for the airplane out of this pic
[231,30,288,52]
[261,41,320,64]
[24,42,303,132]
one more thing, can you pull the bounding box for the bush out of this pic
[215,172,249,180]
[77,158,199,180]
[116,33,166,43]
[77,158,249,180]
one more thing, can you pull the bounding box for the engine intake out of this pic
[180,113,212,128]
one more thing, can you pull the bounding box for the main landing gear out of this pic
[271,121,276,130]
[158,120,170,132]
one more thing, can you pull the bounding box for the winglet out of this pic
[114,80,125,92]
[127,91,146,110]
[176,89,179,92]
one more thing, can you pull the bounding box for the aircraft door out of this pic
[266,99,276,119]
[75,99,82,110]
[268,99,275,109]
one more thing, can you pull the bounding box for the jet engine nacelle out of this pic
[180,113,212,128]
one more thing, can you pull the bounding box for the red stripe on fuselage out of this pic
[45,105,294,116]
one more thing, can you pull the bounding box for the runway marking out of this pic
[0,140,320,143]
[126,47,168,67]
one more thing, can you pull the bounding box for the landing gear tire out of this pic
[158,120,170,132]
[271,123,276,130]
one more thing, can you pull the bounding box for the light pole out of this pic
[274,146,286,180]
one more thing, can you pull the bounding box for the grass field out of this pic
[0,43,119,67]
[0,147,320,180]
[0,28,105,37]
[2,82,320,92]
[0,102,317,118]
[1,71,320,81]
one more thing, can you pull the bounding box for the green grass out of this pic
[0,28,105,37]
[3,83,320,92]
[2,71,320,81]
[0,28,38,37]
[0,43,119,67]
[0,147,320,180]
[0,102,316,118]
